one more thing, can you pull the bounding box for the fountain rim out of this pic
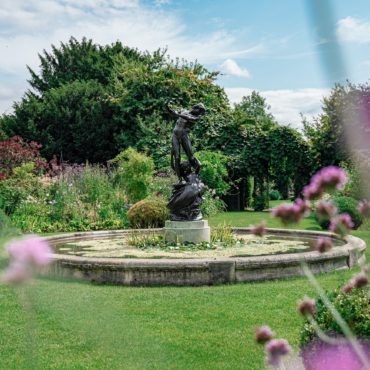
[44,227,366,265]
[41,227,366,286]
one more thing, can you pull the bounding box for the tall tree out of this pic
[1,37,229,163]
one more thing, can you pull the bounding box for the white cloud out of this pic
[0,83,27,114]
[0,0,264,113]
[225,87,330,129]
[219,58,251,78]
[337,16,370,44]
[154,0,170,5]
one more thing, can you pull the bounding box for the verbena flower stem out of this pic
[306,314,347,345]
[301,262,370,369]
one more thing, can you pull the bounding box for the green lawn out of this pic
[209,210,320,230]
[0,212,368,370]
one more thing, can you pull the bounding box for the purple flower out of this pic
[329,213,354,236]
[358,199,370,218]
[295,198,311,217]
[316,201,337,221]
[297,296,316,316]
[342,282,354,294]
[303,166,348,200]
[2,261,33,284]
[265,338,292,367]
[301,339,370,370]
[7,236,52,266]
[255,325,274,344]
[251,223,266,237]
[303,183,324,201]
[3,236,52,284]
[315,237,333,253]
[271,199,310,225]
[352,272,369,289]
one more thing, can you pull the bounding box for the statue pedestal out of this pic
[164,220,211,244]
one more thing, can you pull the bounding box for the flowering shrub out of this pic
[0,163,44,215]
[0,136,48,179]
[300,287,370,346]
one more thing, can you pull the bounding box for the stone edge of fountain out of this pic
[41,228,366,286]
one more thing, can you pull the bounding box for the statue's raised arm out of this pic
[166,100,204,122]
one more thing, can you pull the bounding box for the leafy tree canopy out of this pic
[1,37,229,163]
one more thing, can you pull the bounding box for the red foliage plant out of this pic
[0,136,48,179]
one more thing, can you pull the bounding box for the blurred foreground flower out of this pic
[251,223,266,237]
[301,339,370,370]
[329,213,354,236]
[316,200,337,221]
[315,237,333,253]
[2,236,52,284]
[352,272,369,289]
[255,325,274,344]
[358,200,370,218]
[342,271,369,294]
[303,166,348,200]
[271,199,310,225]
[297,296,316,316]
[265,339,292,367]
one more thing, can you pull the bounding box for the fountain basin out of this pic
[43,228,366,286]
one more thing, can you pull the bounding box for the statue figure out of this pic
[167,161,205,221]
[166,100,206,181]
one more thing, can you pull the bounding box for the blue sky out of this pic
[1,0,370,127]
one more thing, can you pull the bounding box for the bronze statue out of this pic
[167,161,205,221]
[166,100,205,181]
[166,100,206,221]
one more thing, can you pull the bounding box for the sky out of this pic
[1,0,370,128]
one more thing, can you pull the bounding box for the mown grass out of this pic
[0,212,368,370]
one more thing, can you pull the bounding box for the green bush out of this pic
[253,194,268,211]
[200,192,225,217]
[127,198,168,228]
[3,163,129,233]
[316,196,363,230]
[110,148,154,204]
[269,189,281,200]
[300,287,370,346]
[195,151,230,196]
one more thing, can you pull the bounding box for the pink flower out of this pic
[297,296,316,316]
[352,273,369,289]
[303,183,323,201]
[3,236,52,284]
[265,339,292,367]
[255,325,274,344]
[315,237,333,253]
[271,199,310,225]
[303,166,348,200]
[251,223,266,237]
[295,198,311,217]
[301,339,370,370]
[2,261,33,284]
[329,213,354,236]
[342,282,354,294]
[358,200,370,218]
[7,236,52,266]
[316,201,337,221]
